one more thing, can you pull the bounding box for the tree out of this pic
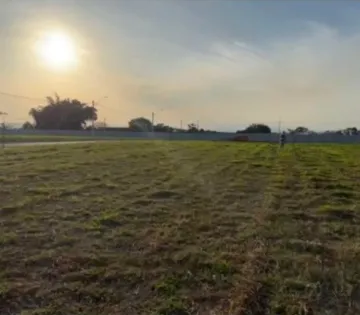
[187,123,199,133]
[343,127,358,135]
[1,122,13,130]
[29,94,96,130]
[287,128,295,134]
[294,126,309,133]
[237,123,271,134]
[153,123,174,132]
[22,121,34,129]
[128,117,153,132]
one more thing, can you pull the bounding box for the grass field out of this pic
[3,134,99,143]
[1,141,360,315]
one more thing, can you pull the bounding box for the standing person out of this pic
[280,131,286,148]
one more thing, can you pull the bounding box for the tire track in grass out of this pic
[137,143,282,315]
[300,145,360,315]
[245,144,333,314]
[142,143,277,244]
[266,144,360,315]
[231,144,332,315]
[212,143,287,315]
[302,145,356,315]
[260,144,320,314]
[184,143,280,315]
[88,142,279,315]
[275,144,351,314]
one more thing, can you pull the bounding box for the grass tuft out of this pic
[1,141,360,314]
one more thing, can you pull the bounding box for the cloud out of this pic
[3,1,360,132]
[127,22,360,131]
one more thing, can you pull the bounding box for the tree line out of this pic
[19,95,217,133]
[15,95,359,135]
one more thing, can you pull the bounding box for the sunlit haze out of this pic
[2,0,360,131]
[34,30,78,71]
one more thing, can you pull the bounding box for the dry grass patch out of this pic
[1,141,360,314]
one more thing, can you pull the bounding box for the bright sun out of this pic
[35,31,78,70]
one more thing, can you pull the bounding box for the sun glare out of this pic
[35,31,78,71]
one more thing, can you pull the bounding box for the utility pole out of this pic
[91,96,108,137]
[278,117,282,146]
[91,100,95,137]
[278,117,282,134]
[180,120,183,130]
[0,111,8,149]
[151,112,155,132]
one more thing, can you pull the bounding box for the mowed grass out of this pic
[3,134,111,143]
[1,141,360,315]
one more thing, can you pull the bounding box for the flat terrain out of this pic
[3,134,110,143]
[1,141,360,315]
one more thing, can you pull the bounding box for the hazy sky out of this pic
[2,0,360,131]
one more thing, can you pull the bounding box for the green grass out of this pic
[3,134,113,143]
[1,141,360,314]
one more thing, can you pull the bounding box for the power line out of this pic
[96,103,126,116]
[0,91,120,114]
[0,91,43,102]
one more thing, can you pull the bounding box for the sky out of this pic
[1,0,360,131]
